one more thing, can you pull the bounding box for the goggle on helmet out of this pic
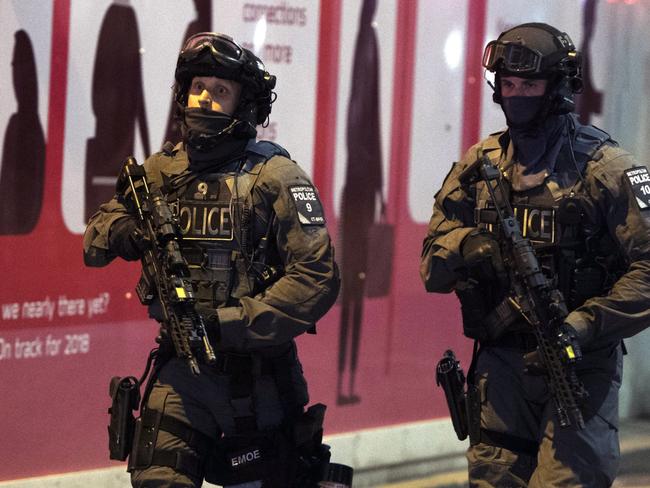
[482,25,579,78]
[175,32,276,125]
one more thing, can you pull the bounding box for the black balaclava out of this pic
[181,107,250,169]
[504,93,566,177]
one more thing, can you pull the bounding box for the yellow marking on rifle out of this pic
[176,287,187,299]
[566,346,576,359]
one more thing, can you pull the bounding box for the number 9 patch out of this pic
[625,166,650,211]
[289,185,326,225]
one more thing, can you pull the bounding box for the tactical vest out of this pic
[166,140,290,307]
[475,117,625,316]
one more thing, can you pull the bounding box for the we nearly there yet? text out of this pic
[1,293,111,322]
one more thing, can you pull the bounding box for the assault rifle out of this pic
[116,156,216,376]
[459,156,587,429]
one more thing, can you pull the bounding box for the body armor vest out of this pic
[167,141,290,308]
[476,118,624,314]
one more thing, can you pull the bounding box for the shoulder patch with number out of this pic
[289,185,326,225]
[624,166,650,210]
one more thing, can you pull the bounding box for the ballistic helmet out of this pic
[174,32,276,125]
[482,23,582,114]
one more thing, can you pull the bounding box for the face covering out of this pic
[501,96,544,128]
[507,110,566,185]
[181,107,250,167]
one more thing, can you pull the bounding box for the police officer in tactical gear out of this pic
[421,23,650,487]
[84,32,340,487]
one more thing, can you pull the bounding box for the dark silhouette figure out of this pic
[0,30,46,235]
[162,0,212,146]
[84,2,150,221]
[337,0,384,406]
[575,0,604,125]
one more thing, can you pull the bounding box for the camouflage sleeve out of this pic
[565,146,650,346]
[216,157,340,349]
[82,195,131,267]
[82,153,167,267]
[419,147,480,293]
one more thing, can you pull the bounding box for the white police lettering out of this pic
[625,167,650,210]
[289,185,325,225]
[230,448,261,467]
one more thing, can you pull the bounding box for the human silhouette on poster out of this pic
[0,30,46,235]
[337,0,385,406]
[575,0,604,125]
[162,0,212,146]
[84,2,150,222]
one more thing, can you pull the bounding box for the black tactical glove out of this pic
[109,217,146,261]
[460,229,507,284]
[556,323,583,364]
[524,324,583,375]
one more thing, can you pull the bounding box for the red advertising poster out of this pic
[0,1,468,480]
[4,0,630,483]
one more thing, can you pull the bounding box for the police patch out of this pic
[289,185,325,225]
[624,166,650,210]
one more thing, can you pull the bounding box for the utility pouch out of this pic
[436,350,469,440]
[455,287,489,341]
[466,383,482,446]
[108,376,140,461]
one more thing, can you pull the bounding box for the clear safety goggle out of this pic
[179,32,245,68]
[482,41,544,74]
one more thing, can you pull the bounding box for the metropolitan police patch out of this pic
[289,185,325,225]
[624,166,650,211]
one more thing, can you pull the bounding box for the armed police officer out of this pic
[84,32,340,487]
[421,23,650,487]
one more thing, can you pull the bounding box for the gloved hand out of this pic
[460,229,507,283]
[109,217,146,261]
[556,323,582,364]
[523,324,583,375]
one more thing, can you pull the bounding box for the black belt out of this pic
[212,352,274,376]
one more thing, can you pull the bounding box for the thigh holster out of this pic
[128,391,214,480]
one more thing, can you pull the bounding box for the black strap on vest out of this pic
[571,118,614,156]
[568,115,615,173]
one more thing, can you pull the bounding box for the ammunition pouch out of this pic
[456,285,514,342]
[568,264,607,309]
[108,376,141,461]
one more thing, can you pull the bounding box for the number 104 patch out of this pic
[625,166,650,210]
[289,185,326,225]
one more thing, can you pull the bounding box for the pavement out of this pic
[379,418,650,488]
